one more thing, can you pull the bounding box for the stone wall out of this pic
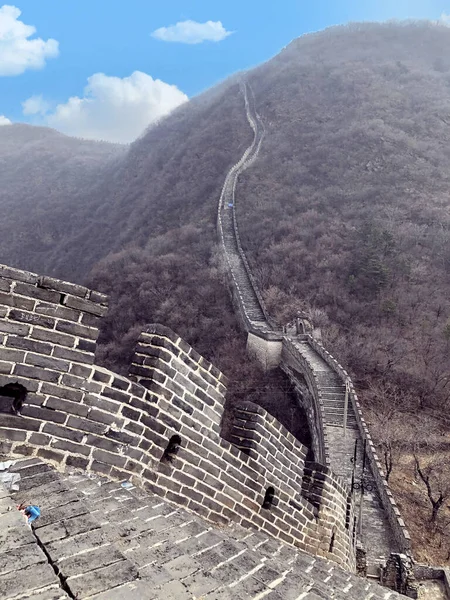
[307,336,411,554]
[281,338,328,466]
[0,265,356,571]
[246,331,282,370]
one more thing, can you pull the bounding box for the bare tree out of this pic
[413,451,450,523]
[366,387,407,482]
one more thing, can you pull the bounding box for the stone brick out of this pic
[121,405,141,421]
[84,395,119,413]
[13,364,60,383]
[67,365,91,380]
[194,388,216,408]
[55,319,98,340]
[159,412,181,431]
[105,429,135,445]
[90,460,112,477]
[172,396,194,415]
[45,397,88,417]
[129,381,146,398]
[21,405,66,424]
[0,360,12,374]
[66,415,108,435]
[34,302,81,322]
[0,348,25,362]
[13,444,34,456]
[150,336,180,356]
[89,289,108,304]
[0,265,38,283]
[80,312,101,327]
[79,380,103,394]
[110,376,128,391]
[0,428,26,441]
[0,278,11,292]
[0,292,35,311]
[92,369,111,383]
[28,432,51,446]
[53,346,94,364]
[42,422,84,443]
[141,428,165,448]
[88,408,125,427]
[14,282,62,304]
[61,373,85,388]
[25,353,70,372]
[37,448,65,463]
[37,275,91,299]
[30,327,76,348]
[102,387,130,403]
[77,338,97,353]
[40,382,83,402]
[85,434,120,453]
[66,455,90,470]
[92,449,127,468]
[141,414,167,435]
[135,345,172,363]
[165,490,189,506]
[8,336,52,355]
[64,295,108,316]
[9,309,55,329]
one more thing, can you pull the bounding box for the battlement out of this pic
[0,264,356,571]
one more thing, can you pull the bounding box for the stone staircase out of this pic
[293,341,358,430]
[217,82,399,575]
[1,458,406,600]
[291,341,397,570]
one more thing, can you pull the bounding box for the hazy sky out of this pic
[0,0,448,142]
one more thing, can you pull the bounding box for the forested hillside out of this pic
[0,124,125,273]
[1,20,450,563]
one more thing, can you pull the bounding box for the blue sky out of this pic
[0,0,448,142]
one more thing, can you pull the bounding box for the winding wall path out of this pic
[217,81,409,571]
[217,83,273,334]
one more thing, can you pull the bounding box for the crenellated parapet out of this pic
[0,264,356,571]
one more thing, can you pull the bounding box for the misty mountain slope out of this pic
[31,81,251,282]
[235,22,450,402]
[0,124,125,274]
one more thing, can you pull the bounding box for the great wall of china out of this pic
[0,82,449,599]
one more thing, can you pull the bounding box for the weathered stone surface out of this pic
[57,545,124,577]
[0,562,57,598]
[1,462,408,600]
[0,542,44,575]
[66,560,138,597]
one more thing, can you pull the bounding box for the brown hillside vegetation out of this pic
[0,124,125,274]
[1,20,450,562]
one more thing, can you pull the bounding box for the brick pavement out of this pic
[1,459,406,599]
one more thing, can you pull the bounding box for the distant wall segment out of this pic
[0,264,356,570]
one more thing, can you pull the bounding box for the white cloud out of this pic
[0,5,59,76]
[22,94,50,115]
[151,20,233,44]
[439,12,450,26]
[45,71,188,143]
[0,115,11,125]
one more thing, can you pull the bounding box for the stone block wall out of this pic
[229,401,355,567]
[246,331,282,370]
[307,336,411,554]
[0,264,356,571]
[281,339,328,466]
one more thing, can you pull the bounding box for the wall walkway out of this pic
[218,80,411,571]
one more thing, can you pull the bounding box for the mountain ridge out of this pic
[1,21,450,563]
